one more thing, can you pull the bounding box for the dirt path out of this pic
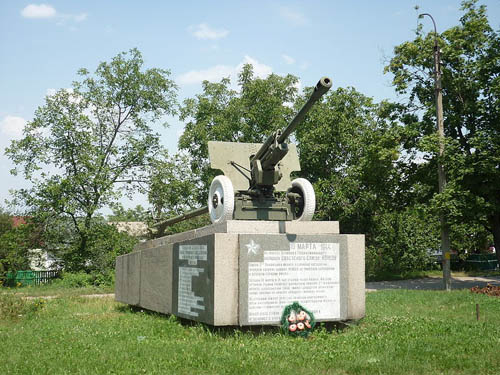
[24,293,115,300]
[366,275,500,292]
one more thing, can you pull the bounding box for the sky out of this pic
[1,1,499,213]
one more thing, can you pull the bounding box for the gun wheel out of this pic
[289,178,315,221]
[208,175,235,224]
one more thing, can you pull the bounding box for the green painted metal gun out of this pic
[207,77,332,223]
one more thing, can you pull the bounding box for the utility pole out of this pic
[419,13,451,291]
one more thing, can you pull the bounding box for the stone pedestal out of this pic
[115,221,365,326]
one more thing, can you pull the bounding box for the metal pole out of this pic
[419,13,451,291]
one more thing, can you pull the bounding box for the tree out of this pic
[6,49,177,270]
[385,0,500,261]
[107,203,150,222]
[295,87,438,275]
[0,208,37,277]
[145,151,200,218]
[178,66,438,275]
[178,65,300,203]
[295,87,403,231]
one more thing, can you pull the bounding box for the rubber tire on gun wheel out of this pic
[208,175,235,224]
[290,178,315,221]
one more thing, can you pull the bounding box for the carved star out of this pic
[245,239,261,255]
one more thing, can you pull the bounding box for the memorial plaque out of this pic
[239,234,346,325]
[173,235,215,324]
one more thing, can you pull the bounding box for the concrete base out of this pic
[115,220,364,326]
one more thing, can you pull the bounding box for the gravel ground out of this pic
[366,276,500,292]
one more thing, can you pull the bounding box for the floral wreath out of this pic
[280,301,316,337]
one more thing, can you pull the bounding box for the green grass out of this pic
[0,283,113,298]
[1,289,499,374]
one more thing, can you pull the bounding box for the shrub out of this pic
[53,272,93,288]
[52,270,115,288]
[0,210,37,277]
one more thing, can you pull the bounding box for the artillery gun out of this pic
[208,76,332,223]
[152,77,332,229]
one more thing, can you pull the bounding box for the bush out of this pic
[0,293,46,320]
[58,220,138,273]
[366,208,439,277]
[89,270,114,287]
[53,272,94,288]
[53,270,114,288]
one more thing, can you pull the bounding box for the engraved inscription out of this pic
[179,244,207,266]
[178,267,205,317]
[247,242,340,323]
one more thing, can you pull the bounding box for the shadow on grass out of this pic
[114,303,353,337]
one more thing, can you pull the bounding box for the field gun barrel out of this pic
[151,206,208,229]
[277,76,332,143]
[249,77,332,188]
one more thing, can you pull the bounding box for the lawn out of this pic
[1,288,499,374]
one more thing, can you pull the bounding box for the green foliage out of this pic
[294,86,438,277]
[107,204,149,222]
[179,64,299,203]
[60,220,138,273]
[0,293,46,320]
[450,221,492,255]
[366,208,439,278]
[52,271,114,288]
[5,49,177,271]
[146,151,200,218]
[280,301,315,338]
[0,210,38,276]
[296,87,404,233]
[386,0,500,257]
[0,208,12,234]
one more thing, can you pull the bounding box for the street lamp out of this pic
[419,12,452,291]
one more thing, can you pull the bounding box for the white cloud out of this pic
[282,54,295,65]
[21,4,87,25]
[21,4,56,19]
[279,7,308,26]
[237,56,272,78]
[0,116,27,139]
[177,56,272,86]
[189,23,229,40]
[177,65,234,85]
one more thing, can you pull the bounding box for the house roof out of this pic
[11,216,28,227]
